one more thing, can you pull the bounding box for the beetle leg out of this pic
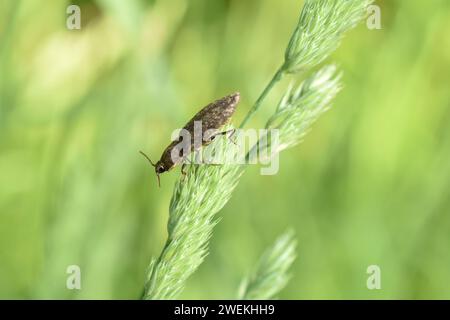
[180,163,189,182]
[209,129,237,145]
[180,155,193,181]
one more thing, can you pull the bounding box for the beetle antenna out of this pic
[140,151,161,187]
[139,150,156,167]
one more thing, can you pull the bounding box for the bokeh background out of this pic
[1,0,450,299]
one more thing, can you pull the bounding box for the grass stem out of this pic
[239,66,284,128]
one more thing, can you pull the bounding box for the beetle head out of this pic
[139,151,166,187]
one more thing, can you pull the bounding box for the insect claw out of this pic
[227,129,237,145]
[180,163,190,183]
[181,163,187,176]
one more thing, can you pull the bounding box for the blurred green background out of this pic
[1,0,450,299]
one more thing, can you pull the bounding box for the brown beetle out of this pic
[140,92,240,186]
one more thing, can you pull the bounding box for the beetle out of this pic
[140,92,240,186]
